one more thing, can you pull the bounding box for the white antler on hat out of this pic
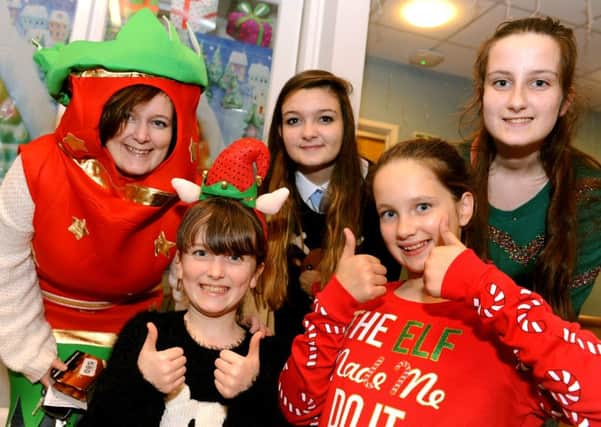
[172,138,288,222]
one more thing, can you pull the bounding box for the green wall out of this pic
[360,56,601,316]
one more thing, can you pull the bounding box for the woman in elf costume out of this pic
[0,8,207,426]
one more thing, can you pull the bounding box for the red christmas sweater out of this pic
[279,250,601,426]
[19,74,202,332]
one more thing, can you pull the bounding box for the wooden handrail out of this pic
[579,314,601,328]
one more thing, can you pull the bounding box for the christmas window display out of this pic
[0,0,77,181]
[197,33,272,146]
[7,0,77,48]
[0,78,29,180]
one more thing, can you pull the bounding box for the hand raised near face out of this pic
[423,217,467,298]
[214,331,263,398]
[138,322,187,394]
[335,228,388,303]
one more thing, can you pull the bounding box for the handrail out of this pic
[579,314,601,328]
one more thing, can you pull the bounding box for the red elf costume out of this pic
[0,8,207,426]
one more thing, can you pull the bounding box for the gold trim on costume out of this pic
[189,137,198,163]
[42,290,115,310]
[43,283,163,312]
[78,158,111,189]
[58,136,178,207]
[123,184,178,206]
[77,69,151,79]
[53,329,117,347]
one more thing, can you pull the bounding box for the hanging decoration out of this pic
[586,0,592,41]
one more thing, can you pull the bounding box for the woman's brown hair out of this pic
[260,70,364,310]
[460,17,600,319]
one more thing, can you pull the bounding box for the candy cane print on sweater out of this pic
[562,327,601,355]
[473,282,505,318]
[280,249,601,426]
[442,249,601,426]
[279,294,347,424]
[516,289,547,333]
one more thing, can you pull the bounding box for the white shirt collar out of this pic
[295,171,329,213]
[294,158,368,212]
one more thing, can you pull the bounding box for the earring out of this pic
[176,278,183,292]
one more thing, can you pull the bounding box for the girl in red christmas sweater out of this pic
[279,138,601,426]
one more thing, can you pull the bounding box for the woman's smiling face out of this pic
[105,92,174,177]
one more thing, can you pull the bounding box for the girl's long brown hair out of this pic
[260,70,364,310]
[460,17,600,320]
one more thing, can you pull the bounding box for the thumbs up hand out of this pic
[335,228,388,303]
[423,217,466,298]
[214,331,263,398]
[137,322,187,394]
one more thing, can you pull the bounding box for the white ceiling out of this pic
[366,0,601,111]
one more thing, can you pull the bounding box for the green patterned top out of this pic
[488,182,549,292]
[461,144,601,315]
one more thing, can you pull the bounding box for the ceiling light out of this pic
[401,0,457,28]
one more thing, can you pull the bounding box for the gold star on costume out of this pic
[154,231,175,257]
[68,217,89,240]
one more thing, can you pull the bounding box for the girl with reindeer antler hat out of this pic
[81,138,292,426]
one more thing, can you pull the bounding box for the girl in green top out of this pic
[461,16,601,320]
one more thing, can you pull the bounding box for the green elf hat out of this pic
[33,8,208,105]
[172,138,289,236]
